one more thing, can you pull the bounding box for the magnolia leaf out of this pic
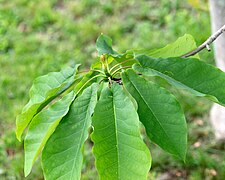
[122,69,187,160]
[96,34,135,66]
[134,55,225,106]
[24,91,75,177]
[123,86,138,111]
[97,82,108,99]
[91,83,151,180]
[16,65,80,141]
[42,83,98,180]
[127,34,199,59]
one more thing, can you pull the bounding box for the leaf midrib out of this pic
[139,64,223,105]
[142,65,204,95]
[17,69,79,140]
[29,68,76,109]
[127,75,180,156]
[69,92,94,180]
[112,91,120,179]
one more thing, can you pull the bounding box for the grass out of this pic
[0,0,224,179]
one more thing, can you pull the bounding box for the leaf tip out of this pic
[178,148,187,163]
[24,165,31,177]
[16,133,22,142]
[15,126,22,142]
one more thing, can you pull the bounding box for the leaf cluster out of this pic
[16,34,225,179]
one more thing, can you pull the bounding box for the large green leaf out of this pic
[114,34,198,68]
[122,86,138,111]
[16,65,80,141]
[127,34,199,59]
[91,83,151,180]
[122,69,187,160]
[134,55,225,106]
[24,91,75,177]
[42,83,98,180]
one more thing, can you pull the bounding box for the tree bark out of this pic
[209,0,225,140]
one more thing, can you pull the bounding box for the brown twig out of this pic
[181,24,225,58]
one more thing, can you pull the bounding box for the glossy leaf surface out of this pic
[129,34,199,59]
[134,55,225,106]
[122,69,187,160]
[16,65,80,141]
[24,91,75,177]
[42,84,98,180]
[91,83,151,180]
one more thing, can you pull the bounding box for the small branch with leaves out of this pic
[17,33,225,180]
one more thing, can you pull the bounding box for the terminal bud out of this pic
[100,54,105,63]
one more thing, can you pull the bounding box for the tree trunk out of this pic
[209,0,225,140]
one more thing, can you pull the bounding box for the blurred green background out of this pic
[0,0,225,179]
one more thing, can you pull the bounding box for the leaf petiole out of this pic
[91,69,105,75]
[76,74,105,95]
[109,59,134,73]
[111,66,131,77]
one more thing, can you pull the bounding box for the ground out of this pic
[0,0,224,179]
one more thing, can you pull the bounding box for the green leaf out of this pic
[42,83,98,180]
[114,54,138,67]
[95,34,135,66]
[123,86,138,111]
[24,91,75,177]
[96,34,116,56]
[122,69,187,160]
[16,65,80,141]
[91,83,151,180]
[117,34,198,68]
[128,34,199,59]
[97,82,108,99]
[134,55,225,106]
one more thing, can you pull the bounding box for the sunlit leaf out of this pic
[122,69,187,160]
[24,91,75,177]
[42,83,98,180]
[16,65,80,141]
[127,34,199,59]
[91,83,151,180]
[134,55,225,106]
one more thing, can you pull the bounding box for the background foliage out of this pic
[0,0,224,179]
